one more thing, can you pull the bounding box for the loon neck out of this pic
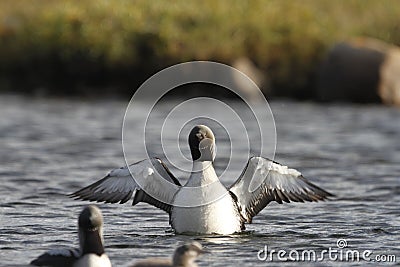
[79,228,105,256]
[186,161,219,187]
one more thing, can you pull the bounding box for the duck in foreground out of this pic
[31,205,111,267]
[129,241,204,267]
[70,125,333,235]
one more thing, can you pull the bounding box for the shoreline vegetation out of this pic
[1,0,399,99]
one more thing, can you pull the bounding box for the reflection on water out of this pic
[0,95,399,266]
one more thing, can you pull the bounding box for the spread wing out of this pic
[69,158,181,214]
[30,248,80,266]
[229,156,333,223]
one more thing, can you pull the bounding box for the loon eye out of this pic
[196,133,204,140]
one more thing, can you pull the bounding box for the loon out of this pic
[129,241,204,267]
[70,125,333,235]
[31,205,112,267]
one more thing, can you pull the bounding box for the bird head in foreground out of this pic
[78,205,105,256]
[188,125,216,162]
[173,241,205,266]
[79,205,103,231]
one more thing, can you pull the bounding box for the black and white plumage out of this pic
[30,205,111,267]
[71,158,181,214]
[229,156,333,223]
[30,248,80,267]
[70,125,333,235]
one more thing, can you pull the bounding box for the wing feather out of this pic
[69,158,181,214]
[229,157,333,223]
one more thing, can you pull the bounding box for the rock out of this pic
[232,57,269,102]
[316,37,400,105]
[379,46,400,106]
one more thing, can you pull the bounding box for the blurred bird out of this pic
[30,205,111,267]
[130,241,204,267]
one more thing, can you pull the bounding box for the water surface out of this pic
[0,96,399,266]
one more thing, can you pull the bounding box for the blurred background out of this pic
[1,0,400,104]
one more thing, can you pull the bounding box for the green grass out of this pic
[1,0,399,97]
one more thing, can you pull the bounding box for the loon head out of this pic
[188,125,216,162]
[173,241,204,266]
[78,205,105,256]
[79,205,103,231]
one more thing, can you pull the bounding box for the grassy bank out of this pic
[0,0,399,97]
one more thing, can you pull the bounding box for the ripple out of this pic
[1,97,399,266]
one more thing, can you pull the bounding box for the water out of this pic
[0,95,399,266]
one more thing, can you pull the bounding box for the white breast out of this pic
[171,186,242,235]
[74,254,112,267]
